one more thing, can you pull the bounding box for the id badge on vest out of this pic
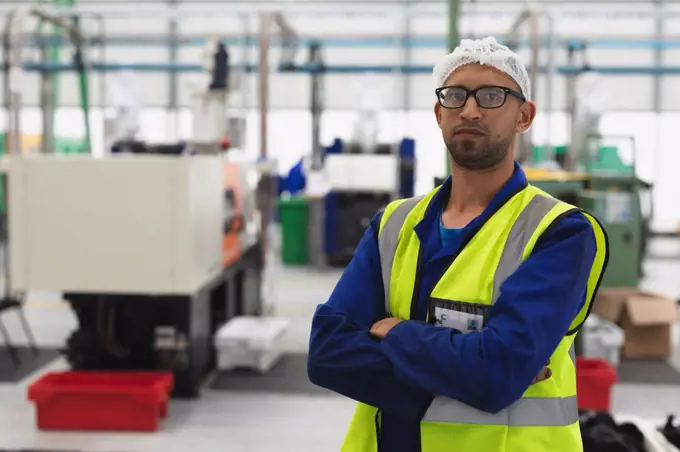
[428,298,490,333]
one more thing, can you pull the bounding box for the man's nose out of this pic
[459,96,482,121]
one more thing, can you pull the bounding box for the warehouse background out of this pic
[1,0,680,451]
[0,0,678,229]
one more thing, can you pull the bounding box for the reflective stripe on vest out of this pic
[377,192,579,428]
[422,395,579,426]
[491,194,562,303]
[378,195,425,315]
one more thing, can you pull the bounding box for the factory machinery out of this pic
[4,152,263,399]
[0,5,650,391]
[289,8,651,285]
[277,21,639,276]
[506,9,652,289]
[0,7,282,398]
[526,138,651,289]
[2,2,96,157]
[285,42,415,267]
[320,138,415,267]
[281,135,415,268]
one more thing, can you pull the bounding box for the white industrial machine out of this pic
[323,153,400,194]
[0,23,275,395]
[1,153,264,397]
[7,154,224,295]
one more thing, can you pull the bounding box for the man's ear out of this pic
[434,103,442,126]
[516,100,537,133]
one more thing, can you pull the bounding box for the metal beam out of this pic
[167,0,178,140]
[18,35,680,50]
[401,0,412,112]
[0,5,664,19]
[446,0,460,176]
[653,0,665,208]
[21,62,680,75]
[653,0,664,113]
[447,0,460,52]
[256,11,299,274]
[168,0,178,111]
[54,0,680,4]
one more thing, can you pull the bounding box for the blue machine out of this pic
[277,137,415,266]
[323,138,415,266]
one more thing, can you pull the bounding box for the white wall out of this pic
[0,0,679,229]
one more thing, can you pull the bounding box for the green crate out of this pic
[279,196,310,265]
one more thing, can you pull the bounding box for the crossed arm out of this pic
[369,318,552,386]
[307,211,596,418]
[307,216,433,422]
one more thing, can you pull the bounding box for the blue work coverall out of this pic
[307,162,597,451]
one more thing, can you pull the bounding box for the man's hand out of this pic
[531,360,552,385]
[370,317,403,339]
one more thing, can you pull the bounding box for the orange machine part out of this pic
[222,162,242,267]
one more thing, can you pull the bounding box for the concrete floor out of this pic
[0,243,680,451]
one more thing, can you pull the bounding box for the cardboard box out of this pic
[592,288,678,359]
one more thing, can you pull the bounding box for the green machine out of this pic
[529,138,652,357]
[527,137,651,289]
[578,173,647,288]
[578,136,651,289]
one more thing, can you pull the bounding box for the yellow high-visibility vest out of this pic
[341,183,609,452]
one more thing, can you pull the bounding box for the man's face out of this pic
[434,63,536,172]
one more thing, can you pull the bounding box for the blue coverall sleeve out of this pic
[307,213,433,423]
[380,212,597,413]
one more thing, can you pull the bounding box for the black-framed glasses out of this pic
[435,85,526,110]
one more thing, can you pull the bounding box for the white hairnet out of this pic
[433,36,531,100]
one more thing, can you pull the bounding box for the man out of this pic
[307,36,609,452]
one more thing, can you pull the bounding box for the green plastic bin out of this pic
[279,196,310,265]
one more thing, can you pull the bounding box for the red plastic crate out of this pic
[27,371,174,432]
[576,357,617,412]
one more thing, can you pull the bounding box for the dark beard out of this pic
[446,134,513,171]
